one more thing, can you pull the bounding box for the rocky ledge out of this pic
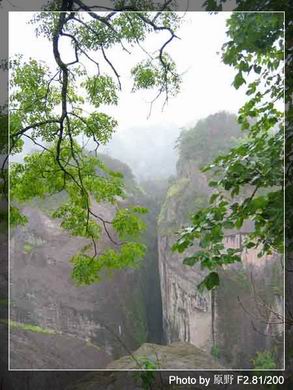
[66,342,223,390]
[107,341,222,370]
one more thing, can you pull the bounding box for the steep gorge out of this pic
[9,156,164,369]
[157,112,284,368]
[9,112,284,370]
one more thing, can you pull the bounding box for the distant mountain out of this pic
[99,124,181,182]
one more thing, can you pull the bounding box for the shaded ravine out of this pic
[9,160,166,369]
[156,113,284,368]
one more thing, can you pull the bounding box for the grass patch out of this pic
[1,319,56,335]
[252,350,277,370]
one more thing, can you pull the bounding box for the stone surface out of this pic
[10,327,111,369]
[9,202,149,369]
[107,341,223,369]
[66,342,225,390]
[158,150,284,368]
[159,235,212,351]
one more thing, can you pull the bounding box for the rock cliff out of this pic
[10,203,149,369]
[157,112,284,368]
[107,341,223,369]
[9,157,161,369]
[66,342,224,390]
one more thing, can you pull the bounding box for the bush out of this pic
[251,350,277,369]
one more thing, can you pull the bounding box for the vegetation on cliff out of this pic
[173,13,284,291]
[176,111,242,169]
[158,112,242,235]
[8,6,284,294]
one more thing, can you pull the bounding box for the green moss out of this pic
[2,319,56,335]
[211,344,221,360]
[157,199,168,228]
[158,112,242,236]
[23,242,34,254]
[177,112,241,166]
[166,178,189,199]
[158,179,188,234]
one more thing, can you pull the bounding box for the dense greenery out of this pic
[9,4,183,284]
[173,13,284,291]
[252,350,277,370]
[158,112,242,237]
[8,5,285,293]
[176,111,242,168]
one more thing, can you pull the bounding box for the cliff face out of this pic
[159,235,211,350]
[215,235,283,367]
[158,171,283,368]
[157,113,284,368]
[10,201,150,369]
[158,159,213,351]
[9,157,162,369]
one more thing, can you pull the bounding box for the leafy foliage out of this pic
[10,206,28,227]
[131,54,181,97]
[10,6,183,282]
[71,242,146,285]
[251,350,277,370]
[113,207,147,239]
[82,76,118,107]
[203,0,286,12]
[173,13,284,291]
[176,111,242,168]
[133,357,158,390]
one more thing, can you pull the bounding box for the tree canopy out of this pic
[8,1,183,284]
[176,111,242,168]
[173,12,285,291]
[7,4,285,291]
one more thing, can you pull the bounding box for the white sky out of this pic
[9,11,247,134]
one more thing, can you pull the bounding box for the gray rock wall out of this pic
[10,204,148,369]
[157,151,284,368]
[158,234,212,351]
[158,226,284,368]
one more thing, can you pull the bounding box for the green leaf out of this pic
[83,75,118,107]
[233,72,246,89]
[183,256,197,266]
[112,208,146,239]
[209,192,219,204]
[10,206,28,226]
[253,65,262,74]
[198,272,220,292]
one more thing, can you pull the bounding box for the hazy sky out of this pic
[9,12,247,133]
